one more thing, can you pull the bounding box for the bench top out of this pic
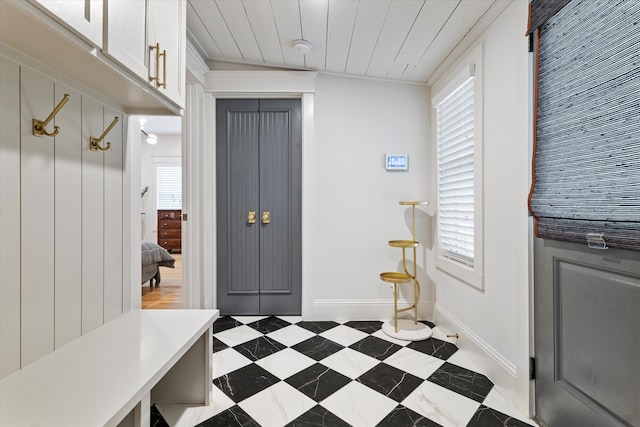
[0,309,218,427]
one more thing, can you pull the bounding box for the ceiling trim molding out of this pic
[204,70,318,95]
[186,35,210,86]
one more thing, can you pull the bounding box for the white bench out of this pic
[0,309,219,427]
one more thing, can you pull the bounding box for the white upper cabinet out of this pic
[104,0,148,80]
[147,0,186,107]
[29,0,103,47]
[105,0,185,107]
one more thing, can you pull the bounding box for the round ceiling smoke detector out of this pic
[293,39,312,55]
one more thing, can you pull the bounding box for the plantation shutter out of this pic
[436,75,475,266]
[528,0,640,251]
[156,165,182,210]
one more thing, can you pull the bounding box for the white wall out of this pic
[309,74,432,320]
[428,1,531,412]
[140,133,182,242]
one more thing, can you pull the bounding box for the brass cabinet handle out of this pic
[262,211,270,224]
[248,211,256,224]
[160,49,167,89]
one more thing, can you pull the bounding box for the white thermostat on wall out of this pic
[385,154,408,171]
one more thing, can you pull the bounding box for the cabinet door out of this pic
[104,0,148,80]
[29,0,103,47]
[148,0,186,107]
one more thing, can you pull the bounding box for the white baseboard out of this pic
[434,303,521,401]
[311,299,434,322]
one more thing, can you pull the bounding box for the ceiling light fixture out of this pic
[141,129,158,145]
[293,39,312,56]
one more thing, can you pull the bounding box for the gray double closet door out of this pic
[216,99,302,315]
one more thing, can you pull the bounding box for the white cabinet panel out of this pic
[0,56,21,379]
[30,0,103,47]
[104,0,148,80]
[103,107,124,322]
[20,68,55,367]
[148,0,186,106]
[81,96,105,334]
[54,84,82,349]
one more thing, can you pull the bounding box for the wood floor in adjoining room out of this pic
[142,253,182,309]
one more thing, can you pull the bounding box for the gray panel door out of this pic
[216,99,301,315]
[534,238,640,427]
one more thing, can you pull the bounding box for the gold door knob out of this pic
[262,211,270,224]
[248,210,256,224]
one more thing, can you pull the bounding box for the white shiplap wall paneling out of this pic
[20,67,56,367]
[0,55,21,378]
[299,0,328,70]
[189,1,242,60]
[409,0,495,82]
[344,0,390,76]
[386,1,456,80]
[103,107,124,323]
[361,0,423,78]
[81,96,105,334]
[325,0,358,73]
[243,0,285,65]
[270,0,305,68]
[216,0,264,62]
[54,83,83,350]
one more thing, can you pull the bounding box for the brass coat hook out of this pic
[33,94,70,137]
[90,116,120,151]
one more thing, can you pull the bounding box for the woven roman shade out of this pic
[528,0,640,251]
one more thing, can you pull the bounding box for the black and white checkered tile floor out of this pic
[154,315,537,427]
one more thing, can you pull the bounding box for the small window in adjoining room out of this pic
[156,164,182,210]
[432,46,484,289]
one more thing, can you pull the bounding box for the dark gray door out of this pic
[216,99,301,315]
[534,239,640,426]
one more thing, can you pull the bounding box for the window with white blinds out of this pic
[436,76,476,267]
[156,164,182,209]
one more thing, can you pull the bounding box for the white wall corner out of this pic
[186,35,210,87]
[433,304,524,406]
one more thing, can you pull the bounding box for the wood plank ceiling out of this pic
[187,0,511,84]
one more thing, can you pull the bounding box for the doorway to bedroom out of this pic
[139,116,184,309]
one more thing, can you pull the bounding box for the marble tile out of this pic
[233,336,286,362]
[402,380,480,427]
[150,404,169,427]
[212,336,229,354]
[343,320,383,334]
[291,335,344,361]
[212,348,252,378]
[320,324,369,347]
[285,363,352,402]
[213,316,243,334]
[277,315,303,324]
[231,315,268,324]
[375,405,442,427]
[446,348,480,373]
[407,337,458,360]
[320,348,380,379]
[239,382,316,427]
[427,362,494,402]
[420,320,436,329]
[383,347,445,380]
[349,335,403,361]
[213,363,280,403]
[467,405,534,427]
[356,363,423,402]
[482,388,537,426]
[321,381,398,427]
[196,405,259,427]
[214,325,263,348]
[371,329,412,347]
[296,320,340,334]
[156,386,235,427]
[267,324,316,347]
[285,405,351,427]
[246,315,291,334]
[255,348,316,380]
